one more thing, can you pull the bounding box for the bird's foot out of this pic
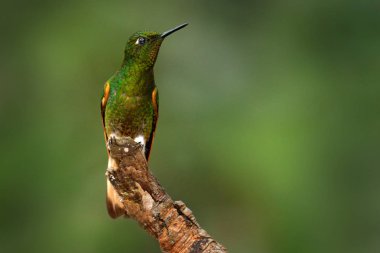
[107,135,117,151]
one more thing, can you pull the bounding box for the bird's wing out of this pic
[101,81,126,218]
[145,87,159,160]
[100,82,110,148]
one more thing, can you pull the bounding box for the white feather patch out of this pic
[134,135,146,153]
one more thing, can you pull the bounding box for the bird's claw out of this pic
[107,136,117,150]
[135,141,143,149]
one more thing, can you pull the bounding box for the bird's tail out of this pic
[106,179,126,218]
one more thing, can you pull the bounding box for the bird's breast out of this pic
[105,94,154,142]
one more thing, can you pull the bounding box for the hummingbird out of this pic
[101,23,188,218]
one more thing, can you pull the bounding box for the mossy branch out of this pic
[106,137,227,253]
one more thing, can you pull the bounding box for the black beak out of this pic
[161,23,188,38]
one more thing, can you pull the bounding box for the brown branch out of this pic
[105,137,227,253]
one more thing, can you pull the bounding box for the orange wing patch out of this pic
[152,87,159,117]
[145,87,159,161]
[101,82,110,145]
[101,82,110,108]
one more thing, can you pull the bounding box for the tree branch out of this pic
[106,137,227,253]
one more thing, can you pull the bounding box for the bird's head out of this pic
[123,23,188,69]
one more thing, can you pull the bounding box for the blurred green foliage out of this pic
[0,0,379,252]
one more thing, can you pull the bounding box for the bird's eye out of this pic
[136,37,146,45]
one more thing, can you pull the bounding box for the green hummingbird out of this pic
[101,23,188,218]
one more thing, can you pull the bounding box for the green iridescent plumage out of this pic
[100,23,188,218]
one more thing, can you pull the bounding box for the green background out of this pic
[1,1,379,252]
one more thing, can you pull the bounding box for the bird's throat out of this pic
[117,63,155,97]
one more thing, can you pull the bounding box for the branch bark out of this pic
[105,137,227,253]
